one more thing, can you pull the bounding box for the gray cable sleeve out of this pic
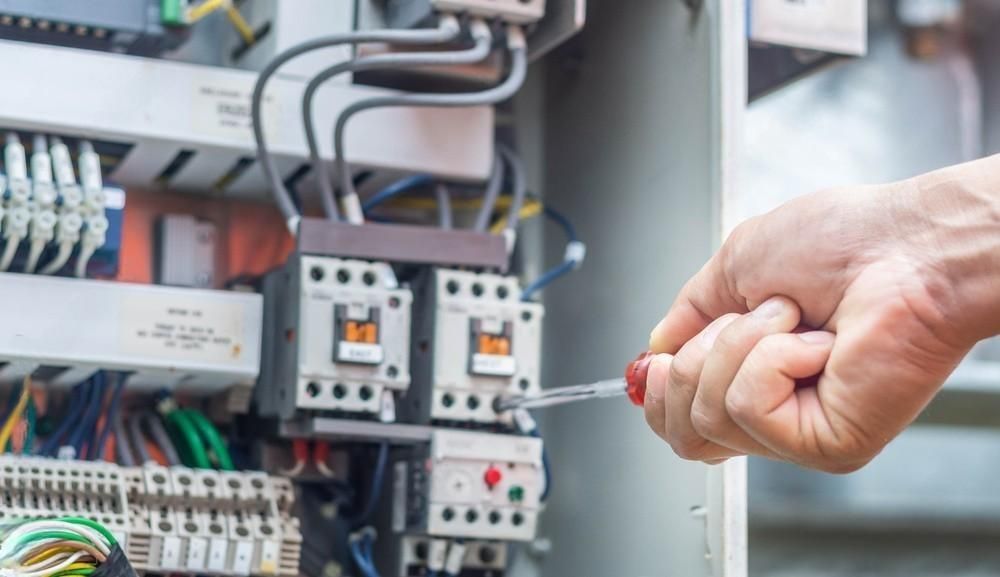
[302,22,491,221]
[113,413,135,467]
[435,183,453,229]
[127,415,151,464]
[251,17,461,231]
[334,43,528,222]
[143,412,181,467]
[473,150,504,232]
[497,143,526,231]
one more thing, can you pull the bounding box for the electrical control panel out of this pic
[259,255,413,420]
[409,269,543,426]
[393,430,544,542]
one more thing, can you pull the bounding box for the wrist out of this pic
[907,154,1000,344]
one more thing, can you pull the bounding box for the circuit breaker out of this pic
[408,269,543,426]
[259,255,412,421]
[392,429,544,542]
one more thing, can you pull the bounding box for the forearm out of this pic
[901,154,1000,344]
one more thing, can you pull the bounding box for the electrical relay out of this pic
[259,255,413,421]
[408,269,543,426]
[392,429,544,542]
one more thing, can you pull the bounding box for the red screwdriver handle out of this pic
[625,351,655,406]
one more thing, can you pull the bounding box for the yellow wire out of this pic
[0,377,31,451]
[490,201,543,234]
[386,196,516,211]
[186,0,226,23]
[24,547,76,566]
[225,6,256,45]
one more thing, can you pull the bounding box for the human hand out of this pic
[644,156,1000,472]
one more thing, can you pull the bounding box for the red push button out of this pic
[484,467,503,488]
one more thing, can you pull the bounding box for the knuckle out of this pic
[724,388,752,422]
[669,354,700,390]
[670,437,710,461]
[690,405,721,440]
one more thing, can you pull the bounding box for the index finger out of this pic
[649,251,746,354]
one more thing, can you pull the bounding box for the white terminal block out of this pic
[409,269,543,425]
[55,211,84,243]
[84,214,110,245]
[30,209,57,242]
[4,206,30,239]
[4,140,29,207]
[0,273,262,392]
[258,255,412,420]
[79,146,106,216]
[31,149,58,208]
[394,430,544,542]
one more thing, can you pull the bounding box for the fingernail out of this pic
[752,297,787,320]
[799,331,834,345]
[649,317,667,348]
[644,354,672,403]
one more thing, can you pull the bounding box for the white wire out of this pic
[15,551,88,577]
[39,242,73,275]
[23,239,45,274]
[74,244,96,278]
[1,521,110,557]
[0,236,21,272]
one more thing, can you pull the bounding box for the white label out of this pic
[750,0,867,55]
[471,354,517,377]
[379,389,396,423]
[337,342,384,365]
[232,541,254,576]
[208,537,229,573]
[186,537,208,571]
[103,187,126,210]
[120,294,247,365]
[258,540,280,575]
[192,81,279,141]
[160,536,182,570]
[392,462,408,533]
[428,539,449,572]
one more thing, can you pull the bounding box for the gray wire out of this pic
[497,143,526,231]
[303,23,491,221]
[473,150,504,232]
[251,17,461,230]
[334,42,529,223]
[127,415,151,464]
[113,412,135,467]
[435,183,453,229]
[143,412,181,466]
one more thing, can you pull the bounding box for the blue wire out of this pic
[362,175,433,215]
[38,385,84,457]
[520,203,581,302]
[350,441,390,527]
[528,429,553,502]
[70,375,104,455]
[92,373,125,461]
[521,259,576,302]
[349,537,380,577]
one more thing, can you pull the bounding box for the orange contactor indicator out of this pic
[469,319,516,377]
[334,304,384,365]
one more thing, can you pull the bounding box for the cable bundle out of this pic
[0,517,132,577]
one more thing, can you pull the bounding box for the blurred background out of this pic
[743,1,1000,575]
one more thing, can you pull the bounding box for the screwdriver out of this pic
[494,351,655,412]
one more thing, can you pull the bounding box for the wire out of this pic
[362,174,433,215]
[225,5,255,45]
[22,394,36,455]
[112,412,134,467]
[350,442,389,527]
[496,143,526,241]
[435,184,452,230]
[0,377,31,453]
[334,27,528,225]
[142,413,180,467]
[126,415,151,464]
[163,408,211,469]
[302,17,486,222]
[473,150,504,232]
[183,409,234,470]
[37,386,84,457]
[521,202,584,302]
[489,199,542,235]
[69,375,104,458]
[252,16,463,232]
[92,374,124,462]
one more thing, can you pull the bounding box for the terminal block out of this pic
[408,269,543,426]
[392,430,544,542]
[125,465,300,577]
[259,255,412,421]
[0,457,300,577]
[0,456,130,540]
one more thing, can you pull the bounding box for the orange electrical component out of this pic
[344,320,378,344]
[478,334,511,356]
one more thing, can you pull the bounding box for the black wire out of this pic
[348,441,390,527]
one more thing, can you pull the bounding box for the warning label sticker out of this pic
[191,79,279,142]
[120,294,246,365]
